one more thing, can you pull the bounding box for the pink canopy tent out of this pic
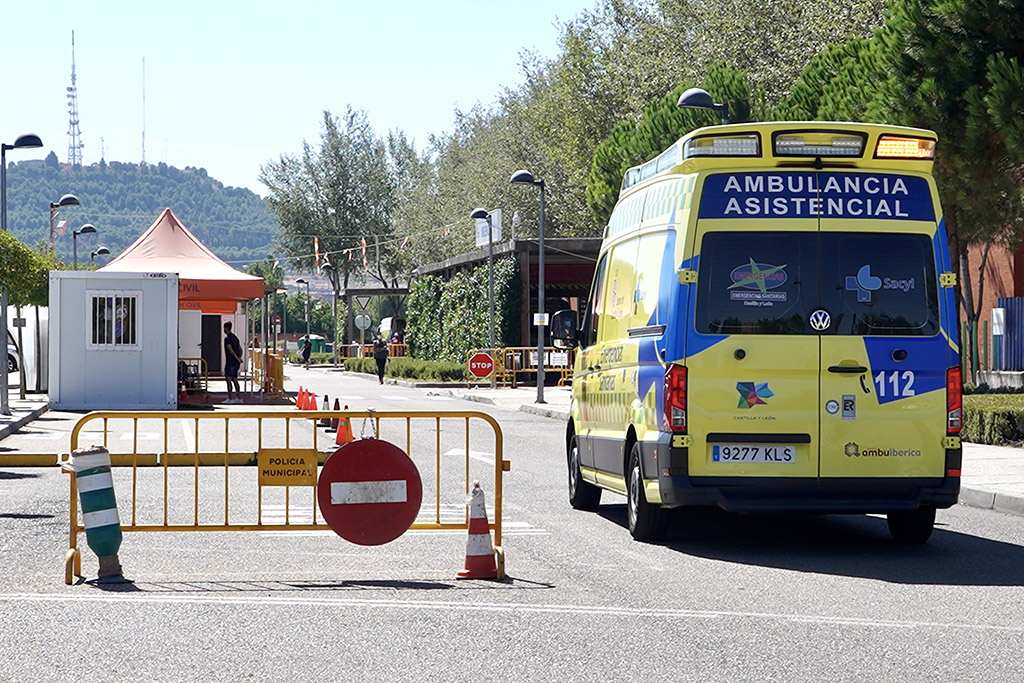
[99,208,264,313]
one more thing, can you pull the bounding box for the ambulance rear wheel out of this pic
[568,436,601,511]
[887,506,936,544]
[627,443,667,542]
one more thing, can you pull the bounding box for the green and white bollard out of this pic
[67,445,129,584]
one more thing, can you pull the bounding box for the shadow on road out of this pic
[83,577,554,593]
[597,504,1024,587]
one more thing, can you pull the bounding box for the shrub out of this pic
[343,357,467,382]
[962,395,1024,445]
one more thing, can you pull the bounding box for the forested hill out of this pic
[4,154,278,266]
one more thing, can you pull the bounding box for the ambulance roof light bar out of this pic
[677,87,730,124]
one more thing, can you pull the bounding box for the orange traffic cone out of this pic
[295,387,305,410]
[319,395,332,428]
[335,405,353,446]
[457,482,498,580]
[327,398,340,433]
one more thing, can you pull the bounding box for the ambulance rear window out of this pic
[696,232,813,335]
[695,231,939,336]
[822,233,939,336]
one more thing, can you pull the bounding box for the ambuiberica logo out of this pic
[845,442,922,458]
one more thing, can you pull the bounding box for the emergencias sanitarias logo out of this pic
[736,382,773,409]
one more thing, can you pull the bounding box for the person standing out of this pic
[300,337,312,368]
[223,321,244,403]
[372,337,388,385]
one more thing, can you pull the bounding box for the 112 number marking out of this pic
[874,370,915,397]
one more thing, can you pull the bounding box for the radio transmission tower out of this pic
[67,31,84,167]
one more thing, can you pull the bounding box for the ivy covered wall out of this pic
[406,256,521,362]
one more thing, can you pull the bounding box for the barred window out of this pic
[88,292,140,349]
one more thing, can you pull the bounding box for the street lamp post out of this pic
[90,246,110,265]
[72,223,97,270]
[296,278,311,343]
[469,208,497,389]
[321,264,339,368]
[1,132,43,417]
[49,193,80,252]
[510,170,547,404]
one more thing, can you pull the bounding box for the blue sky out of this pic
[0,1,593,195]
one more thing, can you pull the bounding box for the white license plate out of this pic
[711,444,796,463]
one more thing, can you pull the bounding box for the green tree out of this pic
[261,108,398,289]
[886,0,1024,379]
[585,63,757,226]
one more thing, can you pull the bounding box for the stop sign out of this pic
[468,352,494,378]
[317,439,423,546]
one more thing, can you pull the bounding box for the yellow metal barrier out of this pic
[60,409,509,584]
[249,350,287,398]
[466,347,574,387]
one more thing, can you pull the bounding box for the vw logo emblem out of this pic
[809,309,831,331]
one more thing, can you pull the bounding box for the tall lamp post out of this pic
[90,246,110,265]
[321,263,339,368]
[1,132,43,416]
[49,193,80,252]
[510,170,547,404]
[72,223,97,270]
[296,278,311,343]
[469,208,497,389]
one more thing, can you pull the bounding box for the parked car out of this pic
[7,343,18,373]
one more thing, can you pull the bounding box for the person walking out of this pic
[300,337,312,368]
[372,337,389,385]
[223,321,244,403]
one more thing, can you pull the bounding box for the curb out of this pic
[0,402,49,442]
[959,485,1024,517]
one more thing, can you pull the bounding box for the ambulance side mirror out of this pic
[550,310,579,349]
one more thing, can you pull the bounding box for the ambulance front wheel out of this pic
[627,442,668,542]
[568,436,601,511]
[886,506,936,544]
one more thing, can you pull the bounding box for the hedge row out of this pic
[406,256,521,363]
[962,395,1024,445]
[343,356,468,382]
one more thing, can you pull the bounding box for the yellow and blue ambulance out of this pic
[551,120,962,543]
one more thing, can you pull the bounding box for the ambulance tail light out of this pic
[875,135,936,160]
[947,367,962,435]
[664,365,687,432]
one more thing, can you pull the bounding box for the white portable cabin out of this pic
[49,271,179,410]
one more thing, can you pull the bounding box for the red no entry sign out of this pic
[316,439,423,546]
[468,352,494,378]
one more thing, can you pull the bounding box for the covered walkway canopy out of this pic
[99,208,264,313]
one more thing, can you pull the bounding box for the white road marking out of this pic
[336,395,365,401]
[1,593,1020,632]
[443,448,494,466]
[180,419,195,454]
[121,432,159,441]
[380,395,409,401]
[22,432,63,440]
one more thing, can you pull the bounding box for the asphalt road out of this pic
[2,372,1024,681]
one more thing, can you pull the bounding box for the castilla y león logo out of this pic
[845,442,860,457]
[736,382,773,409]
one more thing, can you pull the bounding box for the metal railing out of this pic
[249,350,287,397]
[177,357,209,396]
[466,347,575,387]
[60,408,508,583]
